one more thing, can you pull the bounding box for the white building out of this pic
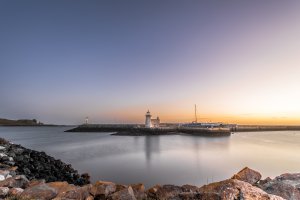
[145,110,160,128]
[145,110,152,128]
[151,117,160,128]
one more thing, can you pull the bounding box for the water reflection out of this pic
[144,136,160,162]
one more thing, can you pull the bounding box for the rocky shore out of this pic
[0,137,299,199]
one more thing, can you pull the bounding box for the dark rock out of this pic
[115,184,128,192]
[147,184,183,200]
[259,177,272,185]
[231,167,262,185]
[181,184,199,193]
[177,192,204,200]
[0,140,89,185]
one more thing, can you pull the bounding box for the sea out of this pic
[1,126,300,188]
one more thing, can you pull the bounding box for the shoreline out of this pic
[0,136,298,199]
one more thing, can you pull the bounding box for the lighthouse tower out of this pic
[145,110,152,128]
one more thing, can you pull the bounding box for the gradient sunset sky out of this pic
[1,1,300,125]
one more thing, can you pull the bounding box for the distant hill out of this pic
[0,118,43,126]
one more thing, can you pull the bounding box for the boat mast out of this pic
[194,104,198,123]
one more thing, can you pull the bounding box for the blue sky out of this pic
[1,1,300,125]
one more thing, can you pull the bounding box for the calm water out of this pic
[1,126,300,187]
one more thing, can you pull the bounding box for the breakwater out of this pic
[65,125,231,137]
[232,125,300,132]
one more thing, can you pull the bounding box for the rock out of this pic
[177,192,205,200]
[259,177,272,185]
[181,184,199,193]
[0,163,10,170]
[52,183,92,200]
[21,183,58,200]
[86,195,94,200]
[147,184,161,199]
[90,181,116,198]
[28,179,46,187]
[55,187,90,200]
[47,181,76,194]
[0,175,29,188]
[231,167,262,185]
[130,183,145,199]
[6,174,12,179]
[0,153,7,157]
[8,187,24,196]
[76,173,91,186]
[0,146,6,150]
[259,173,300,200]
[147,184,183,199]
[0,187,9,198]
[199,179,284,200]
[115,184,128,192]
[0,175,5,181]
[109,186,137,200]
[0,170,10,178]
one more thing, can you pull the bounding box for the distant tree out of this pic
[32,119,37,124]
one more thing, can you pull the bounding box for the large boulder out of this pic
[90,181,117,198]
[199,179,284,200]
[259,173,300,200]
[109,186,137,200]
[231,167,262,185]
[54,184,92,200]
[21,183,58,200]
[147,184,183,200]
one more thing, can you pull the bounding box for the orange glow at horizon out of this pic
[91,104,300,125]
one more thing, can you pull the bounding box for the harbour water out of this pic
[1,126,300,188]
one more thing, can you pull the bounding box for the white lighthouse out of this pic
[145,110,152,128]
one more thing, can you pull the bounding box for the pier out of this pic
[65,124,231,137]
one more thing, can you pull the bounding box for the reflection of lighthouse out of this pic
[145,110,152,128]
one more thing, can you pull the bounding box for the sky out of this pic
[1,0,300,125]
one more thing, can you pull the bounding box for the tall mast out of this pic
[194,104,198,123]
